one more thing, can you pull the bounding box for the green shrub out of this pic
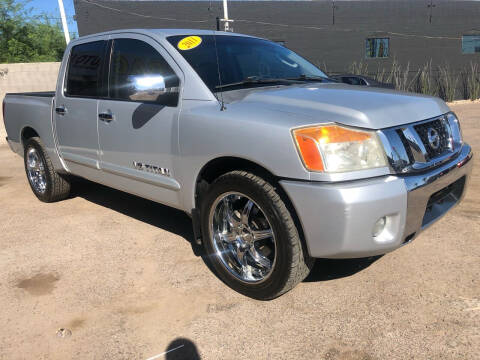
[0,0,67,63]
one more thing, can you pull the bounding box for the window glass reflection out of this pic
[109,39,178,103]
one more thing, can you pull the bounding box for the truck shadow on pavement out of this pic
[304,256,382,282]
[71,178,381,282]
[71,179,202,256]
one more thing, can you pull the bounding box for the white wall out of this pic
[0,62,60,144]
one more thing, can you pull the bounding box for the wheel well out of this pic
[21,127,39,146]
[194,157,308,255]
[196,157,277,189]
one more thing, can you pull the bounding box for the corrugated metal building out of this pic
[74,0,480,76]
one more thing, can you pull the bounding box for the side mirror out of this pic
[128,74,179,106]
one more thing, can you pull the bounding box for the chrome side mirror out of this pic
[127,75,179,105]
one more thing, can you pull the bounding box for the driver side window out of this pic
[108,38,179,106]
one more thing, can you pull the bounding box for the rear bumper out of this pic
[281,144,473,259]
[6,136,22,156]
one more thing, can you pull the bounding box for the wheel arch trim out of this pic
[20,126,40,146]
[193,156,280,208]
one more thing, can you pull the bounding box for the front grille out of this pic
[414,119,450,159]
[396,129,414,163]
[379,113,462,174]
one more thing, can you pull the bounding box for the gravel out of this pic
[0,102,478,360]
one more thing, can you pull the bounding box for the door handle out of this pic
[98,112,114,123]
[55,106,67,115]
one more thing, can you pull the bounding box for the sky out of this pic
[28,0,78,36]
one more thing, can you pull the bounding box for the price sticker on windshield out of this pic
[177,36,202,50]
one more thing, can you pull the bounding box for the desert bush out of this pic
[387,59,412,92]
[373,67,388,83]
[436,65,458,102]
[462,62,480,101]
[413,61,437,97]
[315,60,329,74]
[460,68,469,100]
[348,61,369,76]
[344,59,480,101]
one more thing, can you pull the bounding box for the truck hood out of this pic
[224,83,450,129]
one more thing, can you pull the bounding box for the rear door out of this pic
[97,34,182,206]
[55,38,108,175]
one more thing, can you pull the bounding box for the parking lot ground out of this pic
[0,102,479,360]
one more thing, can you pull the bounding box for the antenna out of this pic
[213,32,226,111]
[209,1,226,111]
[427,0,436,24]
[332,1,338,26]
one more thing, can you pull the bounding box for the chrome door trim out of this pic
[100,161,181,191]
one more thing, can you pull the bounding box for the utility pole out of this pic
[332,0,338,25]
[57,0,70,44]
[221,0,233,32]
[427,0,436,24]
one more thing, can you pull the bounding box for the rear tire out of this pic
[24,137,71,202]
[200,170,313,300]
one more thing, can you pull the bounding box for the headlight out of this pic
[292,124,387,173]
[446,112,463,146]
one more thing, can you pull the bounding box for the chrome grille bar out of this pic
[378,112,463,174]
[402,126,428,163]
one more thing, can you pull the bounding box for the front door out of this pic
[97,35,182,206]
[55,38,108,176]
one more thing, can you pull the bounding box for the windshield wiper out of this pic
[215,76,302,90]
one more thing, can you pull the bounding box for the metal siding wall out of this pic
[73,0,480,75]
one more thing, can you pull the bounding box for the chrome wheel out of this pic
[26,147,47,194]
[209,192,276,283]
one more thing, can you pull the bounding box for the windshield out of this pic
[167,35,328,92]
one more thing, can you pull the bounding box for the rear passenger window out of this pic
[108,39,179,103]
[65,41,106,98]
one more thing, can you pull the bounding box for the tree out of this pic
[0,0,67,63]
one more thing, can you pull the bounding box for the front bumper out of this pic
[281,144,473,258]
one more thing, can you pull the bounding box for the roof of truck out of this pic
[76,28,253,41]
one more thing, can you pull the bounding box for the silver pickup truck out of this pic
[3,29,473,299]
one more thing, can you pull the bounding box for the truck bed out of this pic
[3,92,57,161]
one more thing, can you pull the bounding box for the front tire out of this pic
[24,137,71,202]
[200,171,313,300]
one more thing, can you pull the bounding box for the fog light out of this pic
[372,216,387,237]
